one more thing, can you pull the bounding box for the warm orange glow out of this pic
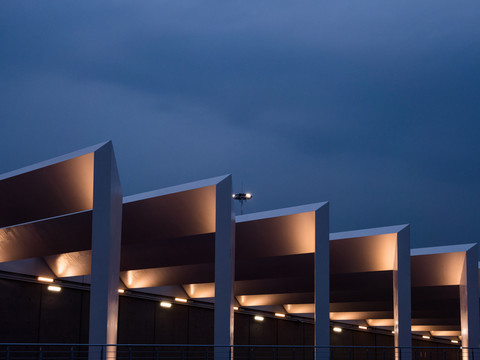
[48,285,61,292]
[422,335,430,339]
[70,153,95,210]
[233,306,239,310]
[330,233,398,274]
[175,298,188,303]
[331,311,392,321]
[367,319,395,327]
[284,303,314,314]
[121,264,214,289]
[183,283,215,298]
[275,313,286,318]
[118,289,125,294]
[411,252,466,287]
[236,212,316,259]
[254,315,264,322]
[238,293,312,307]
[430,330,462,337]
[333,327,342,333]
[45,250,92,278]
[160,301,172,308]
[38,277,54,283]
[131,185,216,240]
[359,325,368,330]
[452,340,459,344]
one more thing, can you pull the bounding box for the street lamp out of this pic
[232,192,252,215]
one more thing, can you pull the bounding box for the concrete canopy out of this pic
[120,175,236,348]
[120,177,223,289]
[0,145,95,263]
[229,224,409,325]
[234,203,330,351]
[3,177,228,285]
[411,244,479,347]
[2,141,479,357]
[235,204,326,308]
[0,142,123,348]
[6,175,234,345]
[330,225,411,350]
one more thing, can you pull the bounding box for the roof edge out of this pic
[236,202,328,223]
[123,174,231,203]
[411,243,477,256]
[0,141,110,181]
[330,224,409,240]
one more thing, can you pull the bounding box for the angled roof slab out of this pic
[329,225,411,351]
[411,244,479,347]
[0,142,123,347]
[234,202,330,350]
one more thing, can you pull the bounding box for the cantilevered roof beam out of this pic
[330,225,411,358]
[0,142,123,355]
[121,175,235,349]
[411,244,479,350]
[235,203,330,358]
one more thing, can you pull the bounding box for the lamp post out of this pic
[232,192,252,215]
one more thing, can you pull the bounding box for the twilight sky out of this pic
[1,1,479,249]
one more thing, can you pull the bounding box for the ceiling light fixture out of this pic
[160,301,172,308]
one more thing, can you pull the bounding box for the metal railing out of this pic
[0,344,468,360]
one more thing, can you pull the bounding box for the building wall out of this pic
[0,278,90,343]
[0,277,460,354]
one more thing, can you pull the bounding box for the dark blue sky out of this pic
[1,1,479,249]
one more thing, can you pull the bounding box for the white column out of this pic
[89,142,123,360]
[460,245,479,360]
[393,226,411,360]
[214,175,235,359]
[315,203,329,360]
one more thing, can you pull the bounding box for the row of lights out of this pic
[159,298,189,308]
[333,325,367,333]
[333,325,459,344]
[36,277,461,345]
[38,280,295,326]
[251,313,287,322]
[159,298,465,345]
[37,278,320,329]
[160,303,287,322]
[39,277,129,294]
[38,278,210,321]
[236,307,287,321]
[38,277,62,292]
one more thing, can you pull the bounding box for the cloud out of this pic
[1,0,480,247]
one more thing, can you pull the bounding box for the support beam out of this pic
[214,175,235,357]
[315,203,329,360]
[460,245,479,359]
[394,226,411,360]
[88,142,122,359]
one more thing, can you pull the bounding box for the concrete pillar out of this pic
[88,142,123,360]
[394,226,411,360]
[315,203,329,360]
[460,245,479,360]
[214,175,235,359]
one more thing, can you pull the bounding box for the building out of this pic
[0,142,478,359]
